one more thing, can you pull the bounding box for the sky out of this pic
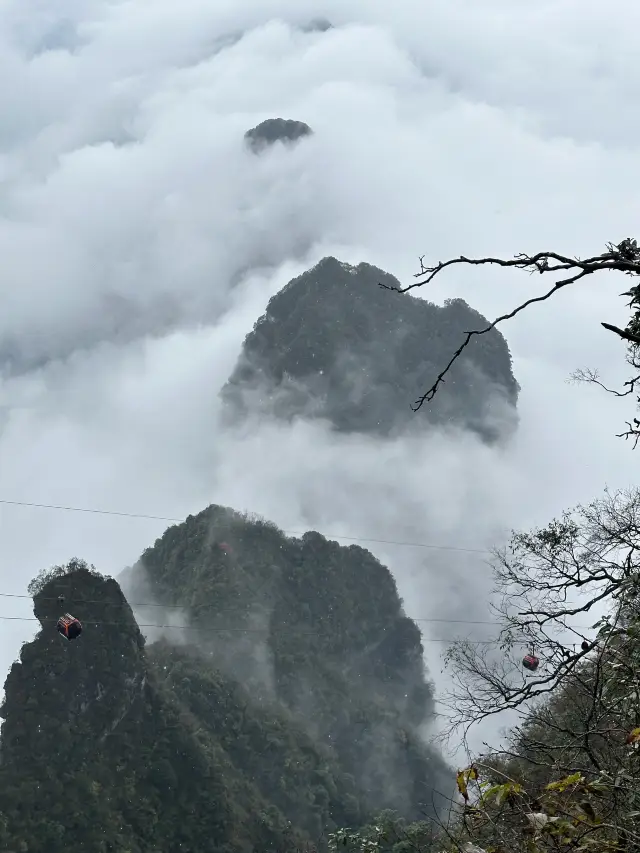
[0,0,638,758]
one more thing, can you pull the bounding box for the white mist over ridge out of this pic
[0,1,637,756]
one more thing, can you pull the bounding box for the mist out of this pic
[0,0,638,758]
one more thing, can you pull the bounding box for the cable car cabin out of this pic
[57,613,82,641]
[522,653,539,672]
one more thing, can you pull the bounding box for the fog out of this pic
[0,0,638,756]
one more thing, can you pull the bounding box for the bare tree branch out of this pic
[380,238,640,413]
[568,367,640,399]
[441,487,640,741]
[601,321,640,345]
[617,419,640,449]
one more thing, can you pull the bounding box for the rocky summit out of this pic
[222,257,520,443]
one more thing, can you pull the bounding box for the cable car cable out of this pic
[0,498,491,554]
[0,590,597,631]
[0,612,594,644]
[0,591,504,626]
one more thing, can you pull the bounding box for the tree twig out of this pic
[379,238,640,412]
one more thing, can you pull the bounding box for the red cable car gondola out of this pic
[522,653,539,672]
[57,613,83,641]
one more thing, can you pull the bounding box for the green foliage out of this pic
[449,761,640,853]
[221,257,519,443]
[442,488,640,853]
[132,505,453,821]
[149,642,362,840]
[329,812,441,853]
[26,557,104,597]
[0,510,454,850]
[0,563,304,852]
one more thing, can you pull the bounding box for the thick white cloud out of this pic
[0,0,637,755]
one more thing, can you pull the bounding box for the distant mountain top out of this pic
[222,257,520,443]
[301,18,333,32]
[244,118,314,153]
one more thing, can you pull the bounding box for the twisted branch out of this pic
[380,239,640,412]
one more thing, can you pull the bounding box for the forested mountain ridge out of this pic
[124,504,452,818]
[0,507,452,850]
[221,257,520,443]
[0,562,304,852]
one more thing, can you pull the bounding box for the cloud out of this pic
[0,0,637,758]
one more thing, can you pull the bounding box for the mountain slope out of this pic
[0,509,452,850]
[0,561,305,852]
[125,504,452,821]
[221,257,519,442]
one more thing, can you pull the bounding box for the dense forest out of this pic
[7,496,638,853]
[0,508,451,851]
[221,257,519,443]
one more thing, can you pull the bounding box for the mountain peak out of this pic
[0,559,304,850]
[1,562,146,761]
[244,117,313,153]
[221,257,520,442]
